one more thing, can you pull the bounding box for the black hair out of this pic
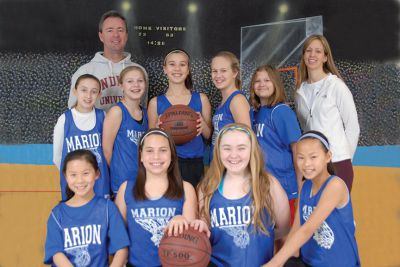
[298,130,336,175]
[62,149,99,201]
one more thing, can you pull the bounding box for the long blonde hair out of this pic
[198,123,276,234]
[296,35,342,89]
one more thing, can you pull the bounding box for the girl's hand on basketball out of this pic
[190,219,211,237]
[196,112,204,136]
[165,215,189,236]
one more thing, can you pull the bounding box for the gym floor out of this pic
[0,164,399,266]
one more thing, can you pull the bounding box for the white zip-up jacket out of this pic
[295,73,360,162]
[68,52,147,111]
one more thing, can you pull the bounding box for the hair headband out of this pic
[140,130,169,146]
[298,133,330,150]
[164,49,190,63]
[218,125,251,138]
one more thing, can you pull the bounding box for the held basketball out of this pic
[158,227,211,267]
[160,105,198,145]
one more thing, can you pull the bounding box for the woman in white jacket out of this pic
[295,34,360,192]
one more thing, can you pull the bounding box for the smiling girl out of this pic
[44,149,129,267]
[209,51,253,160]
[147,49,212,187]
[196,123,290,266]
[115,128,198,267]
[263,131,360,267]
[103,66,149,195]
[53,74,110,200]
[250,65,301,223]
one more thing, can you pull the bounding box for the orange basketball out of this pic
[158,227,211,267]
[160,104,198,145]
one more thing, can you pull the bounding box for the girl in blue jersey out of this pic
[103,66,148,195]
[44,149,129,267]
[250,65,302,223]
[264,131,360,267]
[210,51,252,160]
[195,123,290,267]
[147,49,212,188]
[53,74,110,200]
[115,128,198,267]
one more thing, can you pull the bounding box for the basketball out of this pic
[158,227,211,267]
[160,105,198,145]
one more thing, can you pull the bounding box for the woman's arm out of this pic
[109,247,128,267]
[102,106,122,166]
[335,81,360,159]
[230,94,252,127]
[114,181,128,222]
[110,248,128,267]
[147,97,159,128]
[190,187,211,236]
[290,143,303,189]
[182,181,198,221]
[269,175,291,240]
[198,93,212,140]
[294,92,307,131]
[263,178,348,267]
[53,114,65,170]
[276,181,304,260]
[53,253,74,267]
[165,181,197,236]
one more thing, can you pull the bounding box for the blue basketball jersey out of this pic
[124,181,184,267]
[157,92,205,158]
[209,188,274,266]
[44,197,130,267]
[300,176,360,267]
[253,104,301,200]
[110,102,148,193]
[60,109,110,200]
[210,91,253,160]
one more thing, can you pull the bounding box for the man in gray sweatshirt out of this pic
[68,10,147,111]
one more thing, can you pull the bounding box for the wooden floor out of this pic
[0,164,399,267]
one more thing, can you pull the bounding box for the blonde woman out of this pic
[295,35,360,191]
